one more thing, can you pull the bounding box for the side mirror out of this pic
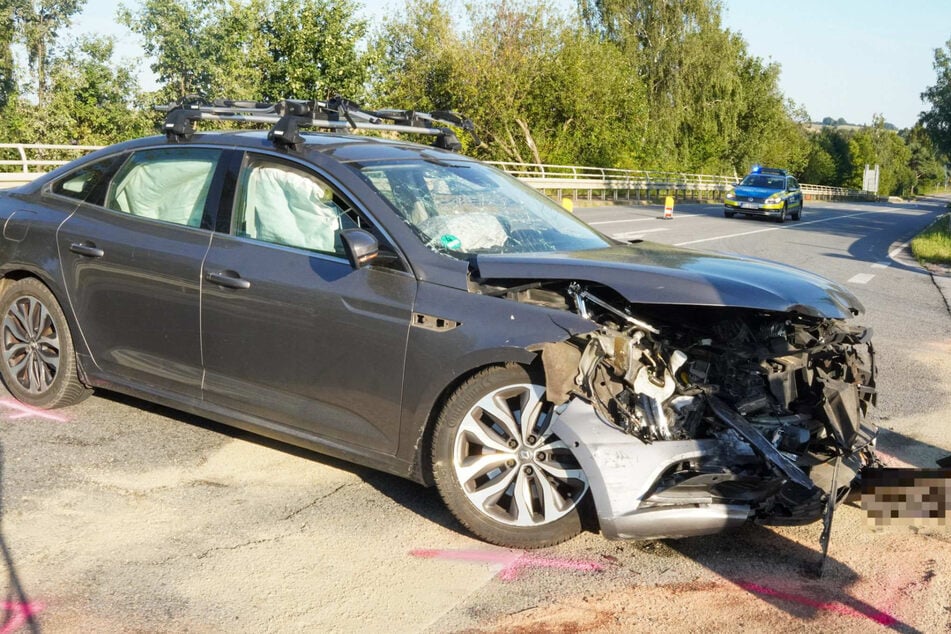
[339,228,379,269]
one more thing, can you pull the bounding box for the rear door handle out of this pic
[205,270,251,290]
[69,242,104,258]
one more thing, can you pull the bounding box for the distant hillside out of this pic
[807,116,899,131]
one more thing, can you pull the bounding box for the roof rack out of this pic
[154,96,480,152]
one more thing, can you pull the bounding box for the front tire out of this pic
[431,365,589,548]
[0,278,91,408]
[724,210,735,218]
[777,203,787,223]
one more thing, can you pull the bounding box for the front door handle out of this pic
[205,270,251,290]
[69,242,104,258]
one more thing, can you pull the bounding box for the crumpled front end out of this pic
[523,284,877,540]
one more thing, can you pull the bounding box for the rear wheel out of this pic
[431,365,589,548]
[0,278,91,408]
[793,202,803,220]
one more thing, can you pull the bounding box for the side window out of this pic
[788,177,800,190]
[49,154,126,206]
[105,148,221,228]
[233,156,356,256]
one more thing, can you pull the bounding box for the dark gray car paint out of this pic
[201,232,416,452]
[57,202,213,397]
[394,280,596,476]
[474,243,865,319]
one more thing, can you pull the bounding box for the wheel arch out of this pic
[0,267,70,311]
[0,272,93,406]
[407,353,544,487]
[0,268,92,384]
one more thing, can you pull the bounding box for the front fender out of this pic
[396,280,596,477]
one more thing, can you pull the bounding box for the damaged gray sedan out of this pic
[0,100,876,548]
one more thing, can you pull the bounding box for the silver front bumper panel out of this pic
[552,399,751,540]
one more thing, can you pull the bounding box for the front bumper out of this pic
[552,399,751,540]
[552,397,877,540]
[725,199,785,214]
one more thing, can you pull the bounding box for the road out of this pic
[1,196,949,633]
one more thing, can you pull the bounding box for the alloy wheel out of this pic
[451,383,588,527]
[2,295,60,394]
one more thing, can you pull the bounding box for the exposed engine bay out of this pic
[483,278,878,535]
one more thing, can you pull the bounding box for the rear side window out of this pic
[106,148,222,228]
[50,154,126,206]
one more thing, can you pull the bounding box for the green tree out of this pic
[578,0,807,173]
[369,0,463,114]
[921,38,951,157]
[259,0,371,100]
[729,56,810,175]
[536,28,647,167]
[45,36,153,143]
[120,0,237,101]
[1,35,152,144]
[580,0,736,168]
[0,0,16,107]
[820,126,853,185]
[13,0,86,103]
[801,140,836,184]
[904,124,945,195]
[371,0,647,165]
[121,0,371,103]
[845,116,912,195]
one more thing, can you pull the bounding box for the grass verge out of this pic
[911,213,951,266]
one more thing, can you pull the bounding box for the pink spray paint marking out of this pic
[0,398,69,423]
[738,582,898,627]
[0,601,45,634]
[872,449,915,468]
[411,548,606,581]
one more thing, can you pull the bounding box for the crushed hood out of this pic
[475,242,864,319]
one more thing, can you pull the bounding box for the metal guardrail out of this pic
[1,144,870,201]
[0,143,103,189]
[487,161,869,202]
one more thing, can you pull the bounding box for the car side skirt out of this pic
[80,368,418,482]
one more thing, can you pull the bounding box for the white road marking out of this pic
[871,261,891,269]
[589,217,658,225]
[613,228,670,239]
[888,241,911,259]
[848,273,876,284]
[588,213,703,226]
[673,211,879,246]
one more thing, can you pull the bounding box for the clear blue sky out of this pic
[720,0,951,129]
[74,0,951,129]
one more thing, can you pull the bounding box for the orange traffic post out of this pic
[664,195,674,219]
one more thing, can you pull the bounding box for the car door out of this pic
[788,177,803,210]
[199,152,416,452]
[57,146,226,398]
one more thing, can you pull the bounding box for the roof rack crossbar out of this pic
[155,97,478,152]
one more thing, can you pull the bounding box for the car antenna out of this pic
[154,96,480,152]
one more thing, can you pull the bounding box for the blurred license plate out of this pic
[739,203,759,209]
